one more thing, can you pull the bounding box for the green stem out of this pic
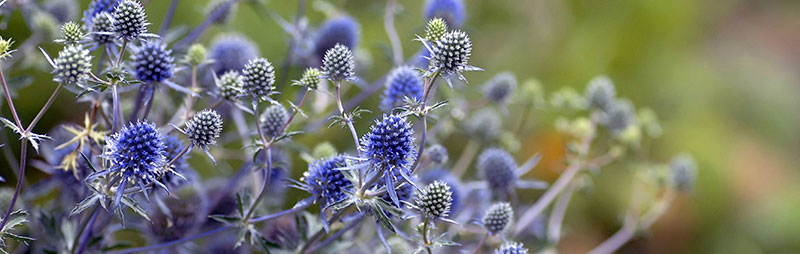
[423,216,433,254]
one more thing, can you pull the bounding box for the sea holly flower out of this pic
[600,99,636,135]
[205,0,238,24]
[380,66,424,112]
[481,202,513,235]
[113,0,156,41]
[291,155,354,231]
[83,0,120,26]
[292,67,322,90]
[424,18,448,42]
[494,241,529,254]
[413,180,455,223]
[424,0,466,28]
[56,21,86,44]
[321,43,356,82]
[88,12,116,46]
[48,44,93,86]
[419,168,463,216]
[360,114,418,206]
[476,148,548,200]
[585,75,616,112]
[175,109,223,163]
[131,41,173,84]
[482,72,517,106]
[421,30,482,88]
[242,57,277,101]
[215,71,244,101]
[670,154,697,191]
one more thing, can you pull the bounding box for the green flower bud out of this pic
[424,18,447,42]
[185,44,207,66]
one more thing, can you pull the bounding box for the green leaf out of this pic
[0,210,28,232]
[236,192,245,217]
[70,195,99,217]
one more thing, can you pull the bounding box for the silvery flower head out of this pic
[205,0,237,24]
[89,12,116,45]
[426,30,481,88]
[416,180,453,219]
[242,57,276,101]
[424,0,465,27]
[314,16,359,64]
[131,41,174,84]
[362,114,415,167]
[210,34,259,75]
[216,71,244,101]
[83,0,119,26]
[292,68,322,90]
[482,202,513,235]
[183,109,223,151]
[113,0,149,41]
[600,99,636,135]
[477,148,517,198]
[381,66,424,111]
[494,241,528,254]
[52,44,92,85]
[261,103,288,138]
[59,21,85,44]
[104,121,166,202]
[322,43,355,82]
[465,108,501,142]
[420,168,462,215]
[670,154,696,191]
[300,155,353,208]
[425,144,449,165]
[585,75,616,112]
[483,72,517,105]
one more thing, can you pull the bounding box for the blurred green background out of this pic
[2,0,800,253]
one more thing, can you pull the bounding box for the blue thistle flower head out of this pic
[131,41,174,83]
[420,168,462,216]
[429,30,474,78]
[477,148,518,199]
[314,16,359,64]
[482,202,513,235]
[381,66,424,111]
[302,155,353,207]
[362,114,415,167]
[210,34,260,75]
[424,144,449,165]
[483,72,517,105]
[242,57,276,100]
[113,0,149,41]
[83,0,119,26]
[424,0,466,27]
[107,121,166,188]
[494,241,529,254]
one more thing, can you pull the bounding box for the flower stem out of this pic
[547,179,580,243]
[243,147,272,222]
[408,71,440,174]
[335,81,361,153]
[422,216,433,254]
[0,139,27,231]
[0,67,23,129]
[74,205,101,254]
[111,83,121,131]
[384,0,402,65]
[115,40,128,68]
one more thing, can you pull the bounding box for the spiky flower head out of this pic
[113,0,148,41]
[53,44,92,85]
[322,43,355,82]
[424,0,466,27]
[381,66,424,111]
[89,12,115,45]
[362,114,415,166]
[0,36,13,59]
[494,241,528,254]
[107,121,166,186]
[483,202,513,235]
[216,71,243,101]
[465,108,502,142]
[483,72,517,105]
[430,30,473,76]
[424,18,448,42]
[585,75,616,112]
[314,16,359,63]
[601,99,636,135]
[60,21,84,44]
[83,0,119,25]
[302,155,352,206]
[210,34,259,75]
[184,109,223,149]
[292,68,322,90]
[420,169,462,215]
[670,154,696,191]
[477,148,517,198]
[261,104,288,138]
[131,41,173,83]
[185,44,207,66]
[416,180,453,218]
[205,0,237,24]
[425,144,449,165]
[242,57,276,100]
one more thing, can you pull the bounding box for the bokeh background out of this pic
[2,0,800,253]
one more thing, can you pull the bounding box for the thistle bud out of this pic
[53,44,92,85]
[416,180,453,218]
[184,109,223,149]
[242,57,276,100]
[261,104,289,138]
[483,202,513,235]
[322,43,355,82]
[60,21,85,44]
[424,18,447,42]
[185,44,207,66]
[430,30,472,75]
[293,68,321,90]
